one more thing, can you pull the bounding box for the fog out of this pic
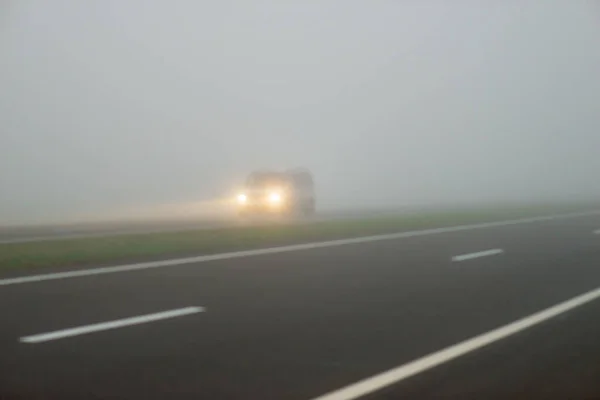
[2,1,600,225]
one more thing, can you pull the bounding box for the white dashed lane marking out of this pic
[451,249,504,262]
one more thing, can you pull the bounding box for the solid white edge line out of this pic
[309,285,600,400]
[19,306,204,343]
[451,249,504,262]
[1,210,598,287]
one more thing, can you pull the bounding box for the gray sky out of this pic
[2,1,600,224]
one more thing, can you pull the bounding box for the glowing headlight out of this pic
[237,194,248,204]
[268,192,282,203]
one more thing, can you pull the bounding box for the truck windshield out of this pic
[246,173,287,188]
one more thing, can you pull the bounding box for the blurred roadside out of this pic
[1,200,596,244]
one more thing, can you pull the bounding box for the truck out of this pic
[236,168,316,216]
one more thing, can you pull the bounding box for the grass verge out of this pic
[0,204,596,272]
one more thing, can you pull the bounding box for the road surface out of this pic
[1,212,600,399]
[0,206,455,244]
[0,208,412,244]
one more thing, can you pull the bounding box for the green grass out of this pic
[0,204,596,272]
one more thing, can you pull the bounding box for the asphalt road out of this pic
[1,213,600,399]
[0,213,334,244]
[0,206,440,244]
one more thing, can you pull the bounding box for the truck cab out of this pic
[237,169,315,216]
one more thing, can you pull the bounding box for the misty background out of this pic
[1,1,600,225]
